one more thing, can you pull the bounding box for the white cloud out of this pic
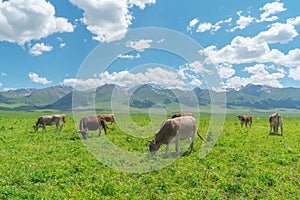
[3,88,16,91]
[287,16,300,25]
[29,43,53,56]
[126,39,153,51]
[258,1,286,22]
[28,72,52,84]
[225,64,285,89]
[1,72,7,76]
[229,11,254,32]
[59,43,66,48]
[70,0,155,43]
[0,0,74,45]
[118,53,141,59]
[288,67,300,80]
[0,82,2,87]
[196,22,212,33]
[255,23,298,44]
[195,18,232,34]
[189,61,212,74]
[63,67,203,90]
[128,0,156,10]
[217,63,235,79]
[187,18,199,31]
[201,20,299,66]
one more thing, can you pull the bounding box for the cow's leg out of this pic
[42,123,46,131]
[280,125,283,136]
[189,137,194,153]
[175,138,180,156]
[165,143,170,157]
[98,126,102,137]
[275,124,278,135]
[269,124,273,134]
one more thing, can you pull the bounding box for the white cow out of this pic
[34,114,66,132]
[269,113,283,135]
[149,115,205,156]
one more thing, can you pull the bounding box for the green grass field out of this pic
[0,112,299,199]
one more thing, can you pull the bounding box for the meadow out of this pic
[0,111,299,199]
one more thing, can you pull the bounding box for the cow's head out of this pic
[237,116,243,120]
[78,130,87,140]
[148,139,160,154]
[61,114,66,123]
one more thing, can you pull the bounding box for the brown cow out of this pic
[101,113,115,125]
[237,115,252,127]
[171,112,194,119]
[269,113,283,135]
[149,115,205,156]
[78,114,107,139]
[34,114,66,132]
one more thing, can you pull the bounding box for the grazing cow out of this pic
[78,115,107,139]
[171,112,194,119]
[34,114,66,132]
[237,115,252,127]
[101,113,115,125]
[269,113,283,135]
[149,116,206,156]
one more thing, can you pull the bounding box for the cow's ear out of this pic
[148,139,155,144]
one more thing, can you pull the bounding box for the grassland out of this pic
[0,112,299,199]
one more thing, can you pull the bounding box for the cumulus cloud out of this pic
[189,61,212,74]
[118,53,141,59]
[200,20,299,66]
[29,43,53,56]
[70,0,155,43]
[186,18,199,32]
[63,67,204,90]
[225,64,285,89]
[229,11,255,32]
[217,63,235,79]
[126,39,153,51]
[255,22,298,44]
[287,16,300,25]
[0,0,74,45]
[288,67,300,80]
[258,1,286,22]
[1,72,7,76]
[128,0,156,10]
[28,72,52,84]
[3,88,16,91]
[195,18,232,34]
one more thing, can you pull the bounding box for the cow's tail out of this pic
[197,131,207,142]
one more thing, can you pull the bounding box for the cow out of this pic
[34,114,66,133]
[101,113,116,125]
[237,115,252,127]
[148,115,206,156]
[78,115,107,139]
[269,113,283,135]
[171,112,194,119]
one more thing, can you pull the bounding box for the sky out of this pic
[0,0,300,91]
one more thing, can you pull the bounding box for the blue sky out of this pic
[0,0,300,91]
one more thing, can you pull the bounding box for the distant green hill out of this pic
[0,84,300,112]
[0,85,73,111]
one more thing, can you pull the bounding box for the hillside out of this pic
[0,85,73,110]
[0,84,300,111]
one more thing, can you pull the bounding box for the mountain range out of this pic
[0,84,300,112]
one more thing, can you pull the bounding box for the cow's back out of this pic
[173,116,197,140]
[80,116,100,131]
